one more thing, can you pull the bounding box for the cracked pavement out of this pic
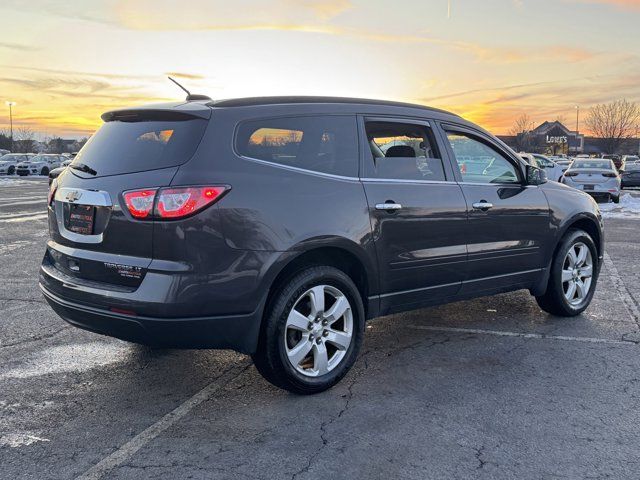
[2,179,640,479]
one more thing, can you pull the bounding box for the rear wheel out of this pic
[612,195,620,204]
[536,229,598,316]
[41,167,49,176]
[252,266,364,394]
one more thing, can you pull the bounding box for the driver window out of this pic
[365,121,446,181]
[446,132,520,184]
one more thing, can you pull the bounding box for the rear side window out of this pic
[235,116,358,177]
[365,121,446,181]
[72,118,208,177]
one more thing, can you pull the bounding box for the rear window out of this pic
[235,115,358,177]
[71,118,208,177]
[572,160,613,169]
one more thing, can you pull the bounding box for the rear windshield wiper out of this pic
[70,163,97,176]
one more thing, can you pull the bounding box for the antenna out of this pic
[168,76,191,97]
[167,76,211,102]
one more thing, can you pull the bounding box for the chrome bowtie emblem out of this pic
[65,190,82,202]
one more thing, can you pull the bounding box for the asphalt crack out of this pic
[290,350,372,480]
[0,325,70,349]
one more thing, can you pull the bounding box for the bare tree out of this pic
[585,99,640,154]
[14,126,36,153]
[508,113,535,152]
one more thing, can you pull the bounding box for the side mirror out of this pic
[526,165,547,185]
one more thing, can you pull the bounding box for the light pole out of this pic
[574,105,580,155]
[5,101,16,152]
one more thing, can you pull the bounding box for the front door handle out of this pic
[375,202,403,211]
[472,201,493,211]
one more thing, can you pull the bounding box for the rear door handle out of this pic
[472,201,493,211]
[375,202,403,211]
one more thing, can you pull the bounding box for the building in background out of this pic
[499,120,640,156]
[498,121,584,155]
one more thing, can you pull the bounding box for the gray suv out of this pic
[40,97,604,393]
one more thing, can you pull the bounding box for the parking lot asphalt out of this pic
[1,178,640,480]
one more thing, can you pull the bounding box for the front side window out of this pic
[365,121,446,181]
[236,115,358,177]
[446,132,520,184]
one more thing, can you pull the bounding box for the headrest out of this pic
[385,145,415,158]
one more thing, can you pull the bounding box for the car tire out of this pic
[252,266,364,394]
[536,229,599,317]
[7,166,15,175]
[41,167,49,176]
[612,195,620,204]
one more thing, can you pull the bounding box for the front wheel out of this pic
[612,195,620,204]
[536,229,599,316]
[7,166,15,175]
[252,266,364,394]
[41,167,49,176]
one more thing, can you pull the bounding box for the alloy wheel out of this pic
[561,242,593,306]
[284,285,353,377]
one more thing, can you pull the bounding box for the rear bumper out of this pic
[40,283,263,353]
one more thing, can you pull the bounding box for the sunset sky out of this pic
[1,0,639,139]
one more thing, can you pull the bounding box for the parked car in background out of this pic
[562,158,621,203]
[602,154,624,171]
[520,153,564,182]
[0,153,32,175]
[621,162,640,189]
[554,159,573,176]
[0,149,10,157]
[16,154,65,176]
[622,155,639,165]
[48,158,73,185]
[41,96,604,394]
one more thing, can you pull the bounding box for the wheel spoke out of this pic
[325,329,351,351]
[566,247,577,268]
[580,265,593,279]
[309,286,325,316]
[575,279,587,300]
[575,245,588,266]
[562,269,574,283]
[313,342,329,375]
[287,309,310,331]
[287,337,312,366]
[565,281,577,301]
[324,295,349,324]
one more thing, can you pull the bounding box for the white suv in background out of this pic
[0,153,33,175]
[15,154,65,176]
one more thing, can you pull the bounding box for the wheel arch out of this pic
[557,212,603,259]
[532,212,603,297]
[261,238,378,322]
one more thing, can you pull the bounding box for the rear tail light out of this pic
[123,186,229,220]
[602,172,618,178]
[156,186,228,219]
[123,189,157,219]
[48,179,57,206]
[564,171,578,177]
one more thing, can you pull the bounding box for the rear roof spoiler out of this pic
[101,102,212,122]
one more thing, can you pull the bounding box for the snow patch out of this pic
[0,177,46,186]
[0,433,50,448]
[599,194,640,219]
[0,342,131,379]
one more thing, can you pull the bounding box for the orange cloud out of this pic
[567,0,640,10]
